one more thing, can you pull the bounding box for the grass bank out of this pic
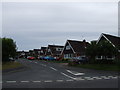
[74,64,119,71]
[2,61,23,70]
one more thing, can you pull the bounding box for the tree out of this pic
[86,41,98,63]
[2,37,17,62]
[86,40,118,64]
[97,40,118,59]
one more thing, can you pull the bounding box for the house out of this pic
[45,45,64,58]
[39,47,47,57]
[96,33,120,60]
[29,50,34,56]
[17,51,29,58]
[61,39,89,59]
[33,49,41,57]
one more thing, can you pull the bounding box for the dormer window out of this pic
[40,50,43,53]
[56,48,63,51]
[66,45,71,50]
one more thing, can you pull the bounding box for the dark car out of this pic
[38,56,45,60]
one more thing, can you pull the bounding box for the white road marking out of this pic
[4,75,118,84]
[32,81,41,83]
[21,81,29,83]
[108,76,114,78]
[56,80,63,82]
[74,77,85,81]
[86,78,94,80]
[96,77,102,80]
[41,64,46,67]
[84,77,92,79]
[111,76,118,79]
[66,70,84,75]
[44,80,53,82]
[6,81,16,83]
[61,72,76,80]
[66,79,74,82]
[101,76,110,79]
[93,77,102,80]
[93,77,101,79]
[108,76,118,78]
[50,67,57,71]
[101,76,107,78]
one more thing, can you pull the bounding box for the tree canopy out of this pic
[2,37,17,62]
[86,40,118,63]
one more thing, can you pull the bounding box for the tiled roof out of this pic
[41,47,47,50]
[103,33,120,47]
[67,40,89,53]
[41,47,47,55]
[33,49,41,51]
[48,45,64,55]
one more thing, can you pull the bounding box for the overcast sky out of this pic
[2,2,118,51]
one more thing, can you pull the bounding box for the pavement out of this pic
[2,58,119,88]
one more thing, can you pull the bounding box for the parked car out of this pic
[56,57,62,61]
[44,56,55,60]
[69,56,88,65]
[19,55,24,58]
[27,56,35,60]
[38,56,45,60]
[9,57,15,61]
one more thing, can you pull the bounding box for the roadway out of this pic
[2,59,119,88]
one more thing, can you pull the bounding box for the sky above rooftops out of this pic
[2,1,118,51]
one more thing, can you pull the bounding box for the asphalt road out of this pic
[2,59,119,88]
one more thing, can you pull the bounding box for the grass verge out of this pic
[74,64,119,71]
[42,60,70,63]
[2,61,23,70]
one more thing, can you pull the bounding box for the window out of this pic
[56,48,63,51]
[40,50,43,53]
[66,45,71,50]
[96,56,102,60]
[64,54,73,59]
[107,56,115,60]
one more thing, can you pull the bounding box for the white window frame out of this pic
[106,56,115,60]
[56,48,63,51]
[96,56,103,60]
[40,50,43,53]
[66,45,71,50]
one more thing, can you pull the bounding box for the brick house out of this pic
[39,47,47,57]
[45,45,64,58]
[61,39,89,59]
[96,33,120,60]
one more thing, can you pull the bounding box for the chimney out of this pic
[83,39,86,42]
[83,39,86,48]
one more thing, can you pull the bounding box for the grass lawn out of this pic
[2,61,23,70]
[75,64,119,71]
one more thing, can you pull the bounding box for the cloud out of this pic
[2,2,118,50]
